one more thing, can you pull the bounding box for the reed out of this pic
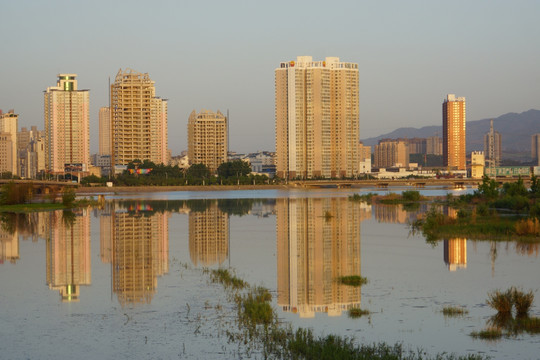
[513,288,534,317]
[487,289,513,315]
[442,306,468,317]
[470,327,503,340]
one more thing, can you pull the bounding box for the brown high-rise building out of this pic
[531,134,540,166]
[110,69,168,168]
[275,56,359,179]
[187,110,228,174]
[374,140,409,168]
[276,197,361,318]
[442,94,466,170]
[99,107,111,156]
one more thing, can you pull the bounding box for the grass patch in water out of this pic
[348,308,370,318]
[470,327,503,340]
[442,306,468,317]
[210,268,246,289]
[238,286,274,326]
[338,275,368,287]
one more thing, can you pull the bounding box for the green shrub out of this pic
[401,190,422,202]
[338,275,367,287]
[61,188,76,207]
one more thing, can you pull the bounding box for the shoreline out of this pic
[75,184,292,194]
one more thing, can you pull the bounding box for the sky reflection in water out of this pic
[0,190,538,359]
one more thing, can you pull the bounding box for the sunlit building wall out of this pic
[110,69,168,167]
[277,197,361,318]
[187,110,228,174]
[443,238,467,271]
[470,151,485,179]
[99,107,111,156]
[44,74,90,174]
[275,56,359,179]
[0,110,18,175]
[443,94,466,170]
[46,210,91,301]
[189,201,229,266]
[374,140,409,168]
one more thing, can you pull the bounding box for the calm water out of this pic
[1,189,539,359]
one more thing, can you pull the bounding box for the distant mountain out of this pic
[361,109,540,159]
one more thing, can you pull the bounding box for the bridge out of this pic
[291,177,529,189]
[0,179,78,195]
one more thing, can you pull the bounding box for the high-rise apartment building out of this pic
[484,120,501,167]
[532,134,540,166]
[187,109,228,173]
[110,69,168,168]
[0,110,18,175]
[374,140,409,168]
[442,94,466,170]
[99,107,111,155]
[426,136,443,155]
[275,56,359,179]
[44,74,90,174]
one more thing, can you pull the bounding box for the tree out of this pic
[217,160,251,179]
[476,175,499,199]
[187,163,210,179]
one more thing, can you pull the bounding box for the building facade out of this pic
[426,136,443,155]
[0,110,18,176]
[532,134,540,166]
[44,74,90,174]
[187,109,228,174]
[99,107,111,156]
[483,120,501,167]
[374,140,409,168]
[110,69,168,168]
[470,151,485,179]
[442,94,466,170]
[275,56,359,179]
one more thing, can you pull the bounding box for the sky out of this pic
[1,0,539,154]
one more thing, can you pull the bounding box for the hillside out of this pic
[361,109,540,160]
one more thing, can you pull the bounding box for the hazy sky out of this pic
[1,0,539,154]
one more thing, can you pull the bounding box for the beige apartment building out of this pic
[275,56,359,179]
[426,136,443,155]
[99,107,111,155]
[443,94,466,170]
[470,151,485,179]
[187,109,228,173]
[0,110,18,175]
[374,140,409,168]
[110,69,168,168]
[44,74,90,174]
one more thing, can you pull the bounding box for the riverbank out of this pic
[75,184,292,194]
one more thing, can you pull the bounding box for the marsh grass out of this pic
[487,289,514,315]
[516,317,540,334]
[348,308,370,318]
[210,268,246,289]
[338,275,368,287]
[238,286,273,326]
[513,289,534,316]
[470,327,503,340]
[442,306,468,317]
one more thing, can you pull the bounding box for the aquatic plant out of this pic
[515,218,540,236]
[348,192,375,203]
[237,286,273,326]
[470,327,503,340]
[513,288,534,317]
[348,308,370,318]
[442,306,468,317]
[338,275,368,287]
[210,268,246,289]
[487,289,514,315]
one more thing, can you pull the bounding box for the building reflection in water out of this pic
[277,197,364,318]
[0,222,19,264]
[189,201,229,267]
[443,238,467,271]
[107,203,169,306]
[46,210,91,302]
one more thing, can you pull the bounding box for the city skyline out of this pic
[1,1,539,154]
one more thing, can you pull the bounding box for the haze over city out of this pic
[1,0,539,154]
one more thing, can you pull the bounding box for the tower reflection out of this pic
[443,238,467,271]
[277,197,364,318]
[46,210,91,302]
[107,203,169,306]
[189,201,229,267]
